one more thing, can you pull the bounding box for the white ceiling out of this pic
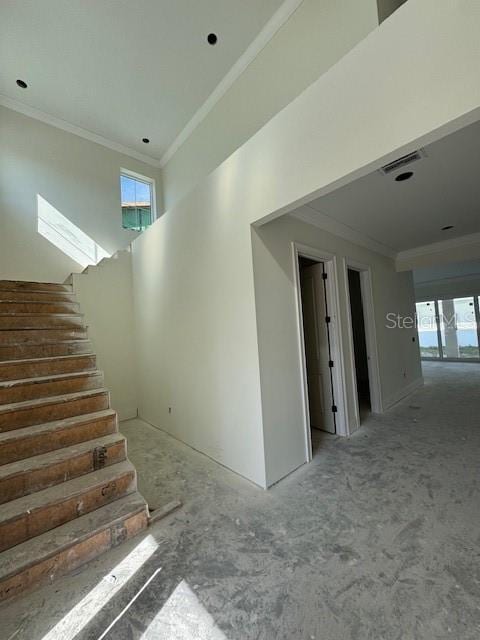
[0,0,286,164]
[297,117,480,254]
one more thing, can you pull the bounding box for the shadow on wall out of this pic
[37,194,110,269]
[377,0,408,23]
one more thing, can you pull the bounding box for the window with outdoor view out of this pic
[120,171,155,232]
[415,296,480,361]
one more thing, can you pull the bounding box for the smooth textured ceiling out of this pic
[302,118,480,253]
[0,0,284,161]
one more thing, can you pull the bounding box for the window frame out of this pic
[416,295,480,362]
[120,168,157,231]
[416,300,441,359]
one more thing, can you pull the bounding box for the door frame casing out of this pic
[343,258,383,430]
[292,242,350,463]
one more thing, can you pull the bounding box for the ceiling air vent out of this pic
[380,149,425,175]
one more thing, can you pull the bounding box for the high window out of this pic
[120,170,155,232]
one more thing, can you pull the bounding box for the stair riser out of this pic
[0,341,92,361]
[0,355,96,381]
[0,508,148,602]
[0,393,110,432]
[0,291,76,303]
[0,440,126,504]
[0,282,72,293]
[0,329,87,345]
[0,373,104,404]
[0,414,117,464]
[0,302,79,314]
[0,470,136,552]
[0,316,84,330]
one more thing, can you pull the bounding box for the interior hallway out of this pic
[1,362,479,640]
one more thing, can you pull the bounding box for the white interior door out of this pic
[301,263,335,433]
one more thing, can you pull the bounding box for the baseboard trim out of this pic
[383,377,424,411]
[118,409,139,422]
[136,415,267,490]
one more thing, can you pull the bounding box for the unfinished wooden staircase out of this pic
[0,280,149,601]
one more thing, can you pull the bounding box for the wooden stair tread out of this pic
[0,432,125,482]
[0,328,86,335]
[0,354,96,382]
[0,409,116,445]
[0,302,79,313]
[0,372,104,408]
[0,299,77,304]
[0,369,102,389]
[0,281,72,292]
[0,315,85,330]
[0,353,95,367]
[0,339,90,349]
[0,328,88,345]
[0,388,109,416]
[0,341,93,363]
[0,291,77,302]
[0,313,83,318]
[0,492,147,582]
[0,460,135,524]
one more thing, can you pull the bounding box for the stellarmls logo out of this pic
[386,310,476,329]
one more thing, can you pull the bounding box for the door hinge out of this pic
[322,272,328,280]
[93,445,107,470]
[325,316,331,324]
[328,360,334,368]
[331,405,338,413]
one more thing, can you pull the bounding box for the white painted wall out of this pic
[252,214,421,486]
[161,0,379,209]
[70,250,138,421]
[131,0,480,486]
[131,178,267,487]
[0,106,162,283]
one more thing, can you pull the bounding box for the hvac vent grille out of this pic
[380,149,425,175]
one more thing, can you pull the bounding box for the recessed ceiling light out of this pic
[142,138,150,144]
[441,225,454,231]
[395,171,414,182]
[16,79,28,89]
[207,33,218,45]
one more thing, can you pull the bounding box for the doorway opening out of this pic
[347,268,371,423]
[294,243,349,460]
[298,256,337,453]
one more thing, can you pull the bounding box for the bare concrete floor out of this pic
[1,361,479,640]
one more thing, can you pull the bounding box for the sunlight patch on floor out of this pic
[140,580,228,640]
[41,535,159,640]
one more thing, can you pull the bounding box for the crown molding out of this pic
[159,0,304,167]
[291,205,397,259]
[1,0,303,172]
[396,231,480,263]
[0,95,162,168]
[415,271,480,288]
